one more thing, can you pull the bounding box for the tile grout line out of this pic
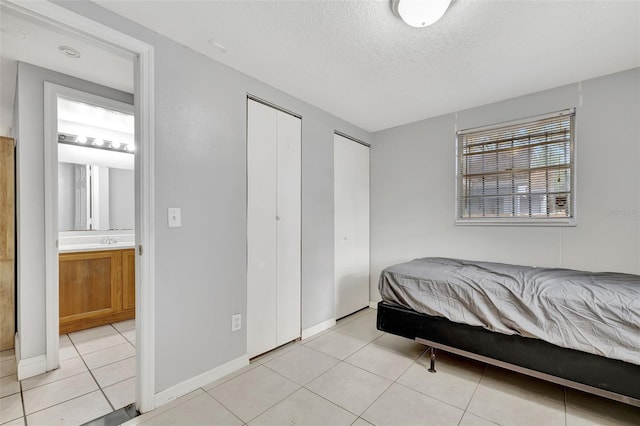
[10,322,135,424]
[205,369,302,425]
[311,331,421,421]
[20,375,27,425]
[112,322,137,346]
[85,351,136,372]
[354,341,482,423]
[20,360,86,392]
[71,332,131,357]
[204,312,460,425]
[134,388,204,425]
[22,388,104,420]
[20,345,102,420]
[244,384,301,424]
[292,337,351,363]
[303,359,393,421]
[199,386,246,426]
[457,363,489,426]
[209,327,381,426]
[305,328,427,421]
[71,328,117,412]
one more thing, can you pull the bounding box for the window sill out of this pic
[455,218,576,227]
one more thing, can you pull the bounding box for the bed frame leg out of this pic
[428,347,437,373]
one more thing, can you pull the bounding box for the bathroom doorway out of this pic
[53,90,137,410]
[55,91,136,334]
[2,0,156,414]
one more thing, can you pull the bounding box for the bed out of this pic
[376,257,640,407]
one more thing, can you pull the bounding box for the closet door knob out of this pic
[276,216,281,220]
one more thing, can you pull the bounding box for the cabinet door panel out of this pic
[59,249,134,334]
[59,251,120,319]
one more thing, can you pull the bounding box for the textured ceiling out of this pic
[92,0,640,132]
[1,1,638,134]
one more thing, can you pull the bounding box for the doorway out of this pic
[46,88,138,412]
[3,0,155,414]
[49,85,136,334]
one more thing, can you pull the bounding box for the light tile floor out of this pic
[124,308,640,426]
[0,319,136,426]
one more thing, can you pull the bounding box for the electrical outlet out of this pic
[231,313,242,332]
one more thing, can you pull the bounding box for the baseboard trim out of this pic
[17,354,47,380]
[369,301,379,309]
[16,333,47,380]
[154,354,249,408]
[301,318,336,340]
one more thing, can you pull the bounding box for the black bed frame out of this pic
[376,301,640,407]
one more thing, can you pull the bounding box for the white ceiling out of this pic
[1,1,638,135]
[0,5,134,135]
[92,0,640,132]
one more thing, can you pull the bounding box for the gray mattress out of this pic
[378,257,640,366]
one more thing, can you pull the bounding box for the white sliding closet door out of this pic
[247,99,301,358]
[334,133,370,319]
[276,112,302,345]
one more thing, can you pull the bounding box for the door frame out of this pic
[44,82,135,338]
[4,0,156,413]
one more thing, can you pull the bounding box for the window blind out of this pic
[456,109,575,224]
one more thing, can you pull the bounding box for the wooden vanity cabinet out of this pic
[59,248,135,334]
[122,249,136,311]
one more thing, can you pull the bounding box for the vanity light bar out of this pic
[57,132,134,154]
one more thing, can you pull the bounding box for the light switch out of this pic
[168,207,181,228]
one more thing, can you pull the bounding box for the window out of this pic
[456,109,575,225]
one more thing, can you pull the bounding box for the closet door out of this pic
[334,134,370,319]
[247,99,301,358]
[276,112,301,346]
[247,101,278,358]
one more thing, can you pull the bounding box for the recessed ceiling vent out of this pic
[58,45,81,59]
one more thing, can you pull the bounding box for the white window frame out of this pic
[455,109,576,226]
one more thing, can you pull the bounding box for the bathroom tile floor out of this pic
[0,320,136,426]
[124,308,640,426]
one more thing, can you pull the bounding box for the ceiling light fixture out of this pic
[58,45,81,59]
[391,0,452,28]
[57,133,133,154]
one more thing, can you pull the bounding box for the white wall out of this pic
[109,168,134,230]
[58,163,75,231]
[23,0,371,393]
[370,68,640,302]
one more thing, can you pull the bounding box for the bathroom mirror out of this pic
[58,161,134,231]
[56,96,135,231]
